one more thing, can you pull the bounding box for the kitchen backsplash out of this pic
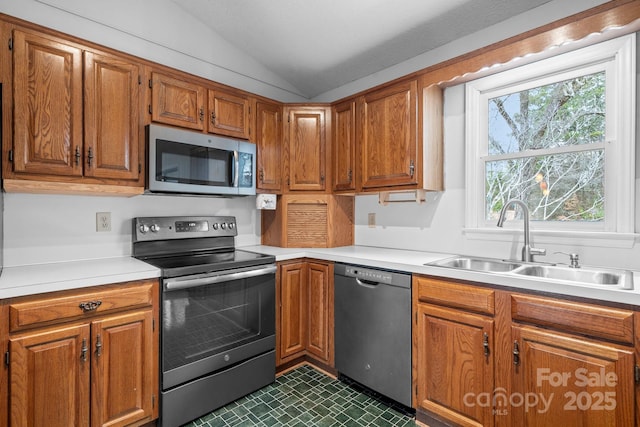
[3,192,260,267]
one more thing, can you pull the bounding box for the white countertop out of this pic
[0,257,161,299]
[242,245,640,307]
[2,245,639,307]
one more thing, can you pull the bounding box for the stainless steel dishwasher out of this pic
[334,263,412,408]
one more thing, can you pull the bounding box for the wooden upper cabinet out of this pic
[358,79,418,190]
[332,100,356,192]
[256,100,283,192]
[12,29,83,177]
[84,51,141,181]
[150,72,204,130]
[207,88,251,139]
[285,107,328,192]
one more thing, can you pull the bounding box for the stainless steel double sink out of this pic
[426,256,634,290]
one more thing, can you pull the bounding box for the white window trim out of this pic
[464,34,636,247]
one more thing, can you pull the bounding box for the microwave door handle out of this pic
[232,150,239,188]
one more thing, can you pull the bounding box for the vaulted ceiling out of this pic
[172,0,555,98]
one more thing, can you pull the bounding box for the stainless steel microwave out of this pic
[146,124,256,196]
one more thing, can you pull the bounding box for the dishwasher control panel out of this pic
[344,266,394,285]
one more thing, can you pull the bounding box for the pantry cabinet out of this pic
[6,28,144,195]
[276,260,334,368]
[207,88,251,139]
[4,279,159,427]
[284,106,330,192]
[255,100,283,192]
[413,275,639,427]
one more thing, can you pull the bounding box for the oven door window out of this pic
[162,273,275,372]
[156,139,233,186]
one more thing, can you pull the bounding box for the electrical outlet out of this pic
[96,212,112,232]
[368,213,376,228]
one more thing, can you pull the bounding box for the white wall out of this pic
[3,193,260,266]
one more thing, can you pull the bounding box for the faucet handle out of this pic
[554,251,580,268]
[530,247,546,257]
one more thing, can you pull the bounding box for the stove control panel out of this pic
[133,216,238,241]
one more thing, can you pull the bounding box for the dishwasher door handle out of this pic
[355,278,381,288]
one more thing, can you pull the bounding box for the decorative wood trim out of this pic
[3,179,144,197]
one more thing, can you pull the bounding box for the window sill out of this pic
[462,228,639,249]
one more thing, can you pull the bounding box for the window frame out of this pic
[464,34,636,239]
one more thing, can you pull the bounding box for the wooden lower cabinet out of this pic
[276,260,334,368]
[5,279,159,427]
[413,275,638,427]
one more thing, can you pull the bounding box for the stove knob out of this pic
[228,223,235,230]
[212,223,219,230]
[139,224,149,234]
[220,223,227,230]
[150,224,160,233]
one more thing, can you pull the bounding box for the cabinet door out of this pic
[150,72,204,130]
[332,100,356,192]
[285,108,327,191]
[256,100,282,192]
[306,261,334,366]
[91,309,155,427]
[10,324,91,427]
[84,51,141,181]
[12,29,83,177]
[510,325,635,426]
[207,89,251,139]
[415,303,494,427]
[359,80,417,189]
[277,262,307,364]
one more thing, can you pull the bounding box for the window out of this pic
[465,35,635,236]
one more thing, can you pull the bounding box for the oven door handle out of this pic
[164,265,277,291]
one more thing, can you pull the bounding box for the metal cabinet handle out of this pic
[79,300,102,312]
[87,147,94,167]
[347,169,353,182]
[259,168,264,183]
[483,332,490,357]
[80,338,88,362]
[95,334,102,358]
[74,146,81,166]
[409,159,415,178]
[513,341,520,366]
[199,107,204,122]
[210,111,216,124]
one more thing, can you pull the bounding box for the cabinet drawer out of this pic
[511,294,634,344]
[414,276,495,315]
[9,280,155,332]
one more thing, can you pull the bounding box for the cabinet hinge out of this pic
[152,394,156,408]
[415,384,418,396]
[152,318,155,332]
[8,149,13,163]
[635,365,640,383]
[8,38,13,51]
[138,75,142,85]
[287,115,290,123]
[138,163,142,174]
[4,351,9,366]
[148,79,153,89]
[148,105,152,115]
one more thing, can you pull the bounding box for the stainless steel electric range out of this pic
[132,216,276,427]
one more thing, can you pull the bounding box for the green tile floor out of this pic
[182,364,416,427]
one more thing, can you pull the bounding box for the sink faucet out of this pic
[496,199,546,262]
